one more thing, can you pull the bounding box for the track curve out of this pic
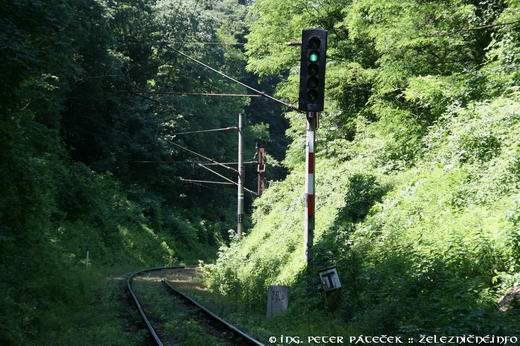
[127,266,264,346]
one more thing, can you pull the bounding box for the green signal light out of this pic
[309,52,319,62]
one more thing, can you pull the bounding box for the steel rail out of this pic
[163,280,264,346]
[127,266,185,346]
[127,266,264,346]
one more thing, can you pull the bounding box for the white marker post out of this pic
[266,285,289,319]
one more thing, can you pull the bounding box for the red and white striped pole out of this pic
[304,111,318,264]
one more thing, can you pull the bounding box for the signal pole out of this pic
[237,113,244,237]
[304,112,317,264]
[299,28,327,266]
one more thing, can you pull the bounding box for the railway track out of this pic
[127,266,264,346]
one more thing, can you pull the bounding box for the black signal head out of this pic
[298,29,328,112]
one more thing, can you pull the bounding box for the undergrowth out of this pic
[206,92,520,336]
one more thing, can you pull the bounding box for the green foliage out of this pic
[3,0,520,341]
[208,0,520,337]
[1,0,261,343]
[206,160,387,307]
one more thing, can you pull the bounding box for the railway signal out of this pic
[298,29,328,112]
[299,28,328,265]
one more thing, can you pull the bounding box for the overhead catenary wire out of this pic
[202,160,257,166]
[184,41,246,46]
[141,91,261,97]
[179,178,233,185]
[198,163,258,196]
[171,142,238,173]
[120,90,260,103]
[197,163,239,186]
[463,19,520,32]
[131,160,258,165]
[169,46,303,113]
[172,126,237,136]
[173,176,221,192]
